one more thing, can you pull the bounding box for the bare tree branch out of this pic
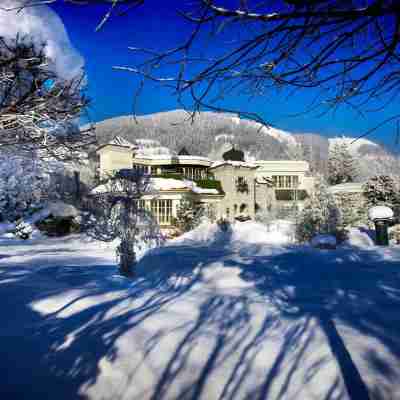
[0,36,94,161]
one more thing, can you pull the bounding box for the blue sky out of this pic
[49,2,400,147]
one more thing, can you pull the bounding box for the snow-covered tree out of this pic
[328,143,358,185]
[174,198,204,233]
[0,154,50,222]
[84,169,163,275]
[334,192,367,229]
[296,176,339,242]
[363,175,400,217]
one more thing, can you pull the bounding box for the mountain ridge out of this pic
[87,110,399,180]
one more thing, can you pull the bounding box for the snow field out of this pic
[1,221,400,399]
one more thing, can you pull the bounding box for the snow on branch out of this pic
[0,36,94,161]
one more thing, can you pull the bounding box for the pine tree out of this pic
[296,176,339,242]
[363,175,400,214]
[328,143,358,185]
[174,198,204,233]
[334,192,366,228]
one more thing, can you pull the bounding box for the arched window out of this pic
[234,204,238,215]
[240,203,248,214]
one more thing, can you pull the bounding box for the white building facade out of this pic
[93,137,315,227]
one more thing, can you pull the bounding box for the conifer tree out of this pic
[363,175,400,214]
[296,175,339,242]
[174,198,204,233]
[328,143,358,185]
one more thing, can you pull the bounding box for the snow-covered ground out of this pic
[1,222,400,399]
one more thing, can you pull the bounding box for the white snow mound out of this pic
[311,234,337,248]
[346,228,375,248]
[368,206,394,221]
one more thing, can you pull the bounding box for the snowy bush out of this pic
[389,224,400,245]
[296,176,339,243]
[173,198,204,233]
[363,175,400,211]
[255,207,277,226]
[84,169,164,275]
[0,154,50,222]
[14,220,33,240]
[334,192,367,228]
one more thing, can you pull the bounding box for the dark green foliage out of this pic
[36,216,79,237]
[363,175,400,219]
[223,147,244,162]
[275,190,308,201]
[195,179,225,195]
[363,175,398,206]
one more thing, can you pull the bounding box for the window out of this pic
[184,167,203,180]
[235,176,249,193]
[151,166,158,175]
[135,200,146,210]
[132,164,147,174]
[151,199,173,225]
[273,175,300,188]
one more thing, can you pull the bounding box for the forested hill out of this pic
[89,110,400,179]
[90,110,291,161]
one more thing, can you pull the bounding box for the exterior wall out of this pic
[255,160,314,214]
[97,146,133,180]
[211,165,257,222]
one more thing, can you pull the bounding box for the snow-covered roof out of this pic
[255,160,309,173]
[151,178,190,191]
[210,160,258,169]
[149,178,221,195]
[47,201,78,218]
[133,155,211,167]
[328,182,364,194]
[97,136,137,151]
[91,177,221,195]
[110,136,137,148]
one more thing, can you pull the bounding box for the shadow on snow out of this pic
[0,231,400,399]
